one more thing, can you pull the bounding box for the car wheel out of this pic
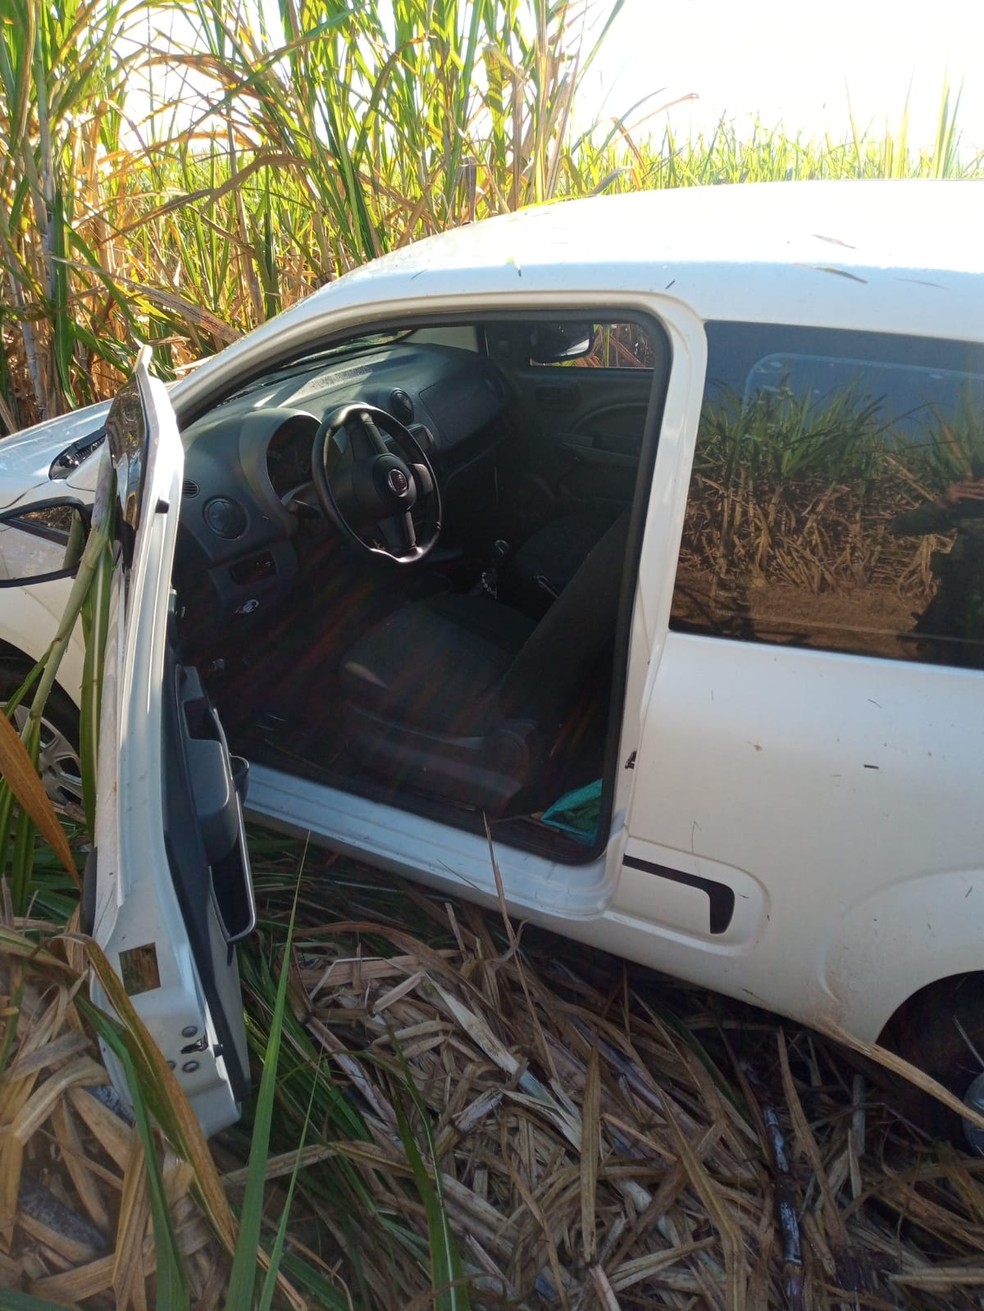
[882,973,984,1151]
[0,660,84,818]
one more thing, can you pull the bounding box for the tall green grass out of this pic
[0,0,150,421]
[1,0,980,429]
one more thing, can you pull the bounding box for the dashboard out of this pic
[174,337,514,630]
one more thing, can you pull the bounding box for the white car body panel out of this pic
[0,402,109,502]
[627,634,984,1037]
[247,763,614,917]
[0,405,108,687]
[2,181,984,1112]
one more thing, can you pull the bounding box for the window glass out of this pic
[670,323,984,668]
[485,318,659,374]
[530,322,657,369]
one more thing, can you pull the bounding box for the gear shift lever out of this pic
[481,538,510,598]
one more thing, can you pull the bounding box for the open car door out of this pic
[87,349,255,1137]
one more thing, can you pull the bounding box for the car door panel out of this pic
[89,351,254,1136]
[518,371,652,507]
[498,356,655,532]
[161,653,253,1096]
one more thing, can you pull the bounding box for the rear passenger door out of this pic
[486,319,666,533]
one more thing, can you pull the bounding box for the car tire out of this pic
[881,973,984,1151]
[0,658,84,817]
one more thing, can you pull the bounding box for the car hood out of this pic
[0,401,111,507]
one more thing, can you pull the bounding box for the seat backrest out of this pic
[496,510,630,725]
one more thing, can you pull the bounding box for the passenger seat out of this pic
[501,504,624,616]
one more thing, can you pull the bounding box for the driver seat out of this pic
[339,511,630,812]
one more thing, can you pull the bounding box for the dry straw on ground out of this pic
[0,917,227,1308]
[3,851,984,1309]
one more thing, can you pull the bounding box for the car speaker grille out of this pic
[535,385,579,413]
[182,479,200,498]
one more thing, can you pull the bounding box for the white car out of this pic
[2,180,984,1140]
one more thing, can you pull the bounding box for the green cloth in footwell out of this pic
[539,779,602,844]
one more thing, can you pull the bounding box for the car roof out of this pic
[351,179,984,282]
[172,181,984,417]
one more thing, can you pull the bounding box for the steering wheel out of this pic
[311,402,442,564]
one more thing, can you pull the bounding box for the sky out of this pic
[578,0,984,150]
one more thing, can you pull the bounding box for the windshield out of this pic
[223,330,415,404]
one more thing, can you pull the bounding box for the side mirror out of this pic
[0,499,90,587]
[529,322,597,364]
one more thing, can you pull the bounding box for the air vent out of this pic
[203,496,247,539]
[388,388,414,425]
[182,479,200,499]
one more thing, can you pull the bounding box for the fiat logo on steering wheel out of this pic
[387,468,410,495]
